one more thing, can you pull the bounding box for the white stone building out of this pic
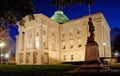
[16,11,111,65]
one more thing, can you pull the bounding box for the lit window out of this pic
[35,32,39,49]
[71,55,73,60]
[63,55,66,60]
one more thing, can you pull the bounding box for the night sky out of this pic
[9,0,120,41]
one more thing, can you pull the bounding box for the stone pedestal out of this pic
[85,44,101,63]
[67,44,110,73]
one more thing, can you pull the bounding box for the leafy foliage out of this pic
[51,0,93,8]
[112,34,120,51]
[0,0,35,27]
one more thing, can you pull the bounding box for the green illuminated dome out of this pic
[51,10,69,24]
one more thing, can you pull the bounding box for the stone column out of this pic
[15,36,20,64]
[32,28,35,49]
[24,30,27,50]
[39,26,42,50]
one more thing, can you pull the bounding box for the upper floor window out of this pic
[77,29,81,34]
[35,33,39,49]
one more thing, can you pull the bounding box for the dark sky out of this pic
[33,0,120,29]
[9,0,120,41]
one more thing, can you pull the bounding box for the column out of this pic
[32,28,35,49]
[17,31,22,64]
[39,26,42,50]
[24,30,27,50]
[46,26,48,49]
[19,31,22,51]
[15,36,19,64]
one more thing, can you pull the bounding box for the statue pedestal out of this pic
[67,44,110,73]
[85,44,100,63]
[78,44,109,72]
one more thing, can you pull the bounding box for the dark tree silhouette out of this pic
[113,34,120,52]
[0,0,35,27]
[51,0,93,8]
[0,0,94,28]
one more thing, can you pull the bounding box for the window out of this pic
[63,55,66,60]
[21,32,25,50]
[52,32,54,36]
[78,44,81,48]
[70,45,73,49]
[77,38,81,48]
[62,40,65,50]
[27,33,32,49]
[62,34,65,37]
[77,31,80,34]
[69,40,73,49]
[77,29,81,34]
[63,46,66,49]
[43,30,46,35]
[35,32,39,49]
[71,55,73,60]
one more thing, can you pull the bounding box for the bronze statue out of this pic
[87,17,97,45]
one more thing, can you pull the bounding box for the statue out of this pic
[87,17,97,45]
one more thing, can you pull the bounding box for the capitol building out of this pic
[16,11,111,65]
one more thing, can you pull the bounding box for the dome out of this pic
[51,10,69,24]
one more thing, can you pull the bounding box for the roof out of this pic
[51,10,69,24]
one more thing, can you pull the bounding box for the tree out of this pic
[112,34,120,52]
[0,0,94,28]
[51,0,93,8]
[0,0,35,27]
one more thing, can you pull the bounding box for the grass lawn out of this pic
[0,64,120,76]
[0,64,79,76]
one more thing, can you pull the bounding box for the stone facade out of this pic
[16,12,111,65]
